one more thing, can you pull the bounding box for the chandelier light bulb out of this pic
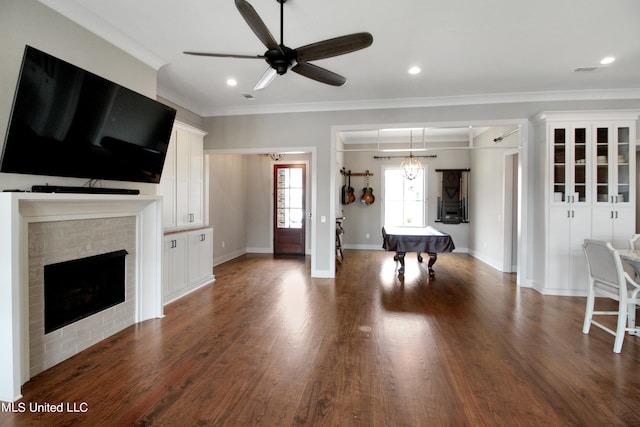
[401,154,422,180]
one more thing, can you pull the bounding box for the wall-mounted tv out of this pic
[0,45,177,184]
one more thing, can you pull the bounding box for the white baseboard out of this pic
[343,244,383,250]
[163,276,215,305]
[213,248,247,267]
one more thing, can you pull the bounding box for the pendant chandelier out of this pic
[401,130,422,180]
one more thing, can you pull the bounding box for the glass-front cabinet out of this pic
[593,123,632,206]
[551,123,589,205]
[538,110,639,296]
[550,120,634,207]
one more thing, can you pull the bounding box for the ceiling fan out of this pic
[184,0,373,91]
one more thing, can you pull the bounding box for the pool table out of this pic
[382,226,455,275]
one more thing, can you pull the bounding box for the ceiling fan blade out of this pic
[295,32,373,62]
[234,0,282,54]
[254,67,278,91]
[291,62,347,87]
[183,51,265,59]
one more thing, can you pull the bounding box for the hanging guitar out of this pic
[346,172,356,204]
[341,168,348,205]
[361,170,375,205]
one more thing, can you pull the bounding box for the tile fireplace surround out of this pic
[0,193,164,402]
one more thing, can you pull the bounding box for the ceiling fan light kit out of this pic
[184,0,373,91]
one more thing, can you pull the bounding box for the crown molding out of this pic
[198,88,640,117]
[38,0,167,70]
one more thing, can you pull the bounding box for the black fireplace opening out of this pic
[44,249,128,334]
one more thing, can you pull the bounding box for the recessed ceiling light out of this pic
[600,56,615,65]
[226,78,238,86]
[408,66,421,75]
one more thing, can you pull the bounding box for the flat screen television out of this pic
[0,45,177,184]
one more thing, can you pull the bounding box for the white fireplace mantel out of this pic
[0,192,164,402]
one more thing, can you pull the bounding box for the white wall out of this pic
[469,127,520,270]
[208,154,248,265]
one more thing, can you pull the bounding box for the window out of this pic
[383,166,427,227]
[276,166,304,229]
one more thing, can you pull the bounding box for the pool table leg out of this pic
[394,251,406,273]
[427,252,437,275]
[416,252,437,275]
[395,252,437,275]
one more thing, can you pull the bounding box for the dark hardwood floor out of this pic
[2,250,640,426]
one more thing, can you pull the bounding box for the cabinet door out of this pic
[548,206,590,293]
[175,130,204,228]
[571,125,589,204]
[164,233,189,298]
[568,207,591,293]
[612,207,635,248]
[176,129,192,227]
[592,206,635,249]
[188,134,204,226]
[188,228,213,284]
[159,128,177,228]
[613,123,633,206]
[550,124,589,205]
[592,122,635,206]
[591,207,614,244]
[550,125,569,204]
[593,125,612,205]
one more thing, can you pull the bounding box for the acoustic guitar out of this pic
[346,173,356,204]
[361,171,375,205]
[341,169,348,204]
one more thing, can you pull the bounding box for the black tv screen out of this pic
[0,45,177,184]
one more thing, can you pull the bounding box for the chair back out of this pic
[583,239,625,297]
[630,234,640,250]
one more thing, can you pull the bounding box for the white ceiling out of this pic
[39,0,640,118]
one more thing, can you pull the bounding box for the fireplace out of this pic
[0,193,164,403]
[44,249,128,334]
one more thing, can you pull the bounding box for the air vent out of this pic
[573,66,601,72]
[241,93,255,100]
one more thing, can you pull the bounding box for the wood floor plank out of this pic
[2,250,640,426]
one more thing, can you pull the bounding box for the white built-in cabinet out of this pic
[159,121,206,230]
[163,228,214,304]
[158,120,213,305]
[537,110,639,295]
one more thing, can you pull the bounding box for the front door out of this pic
[274,164,305,255]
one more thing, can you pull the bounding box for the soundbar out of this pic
[32,185,140,195]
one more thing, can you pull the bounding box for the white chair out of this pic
[629,234,640,250]
[582,239,640,353]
